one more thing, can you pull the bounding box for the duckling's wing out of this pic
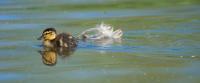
[54,34,63,47]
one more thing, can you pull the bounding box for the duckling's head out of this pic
[38,28,57,41]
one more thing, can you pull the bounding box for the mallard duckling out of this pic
[38,28,77,48]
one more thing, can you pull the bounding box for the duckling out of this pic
[38,28,77,48]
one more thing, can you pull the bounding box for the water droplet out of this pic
[144,73,147,76]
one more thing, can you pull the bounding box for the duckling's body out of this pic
[38,28,77,48]
[55,33,77,48]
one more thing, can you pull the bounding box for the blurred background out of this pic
[0,0,200,83]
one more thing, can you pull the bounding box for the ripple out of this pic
[0,73,27,81]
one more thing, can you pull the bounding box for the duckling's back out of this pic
[55,33,78,48]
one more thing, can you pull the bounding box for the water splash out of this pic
[79,22,123,40]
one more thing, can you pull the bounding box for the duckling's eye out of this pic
[44,31,53,35]
[49,32,55,36]
[49,32,53,35]
[44,33,49,35]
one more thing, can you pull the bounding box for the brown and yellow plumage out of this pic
[38,28,78,48]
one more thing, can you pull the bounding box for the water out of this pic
[0,0,200,83]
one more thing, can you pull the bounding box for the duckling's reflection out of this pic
[39,50,57,66]
[38,47,76,66]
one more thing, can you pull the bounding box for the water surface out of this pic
[0,0,200,83]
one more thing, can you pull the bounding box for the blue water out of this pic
[0,0,200,83]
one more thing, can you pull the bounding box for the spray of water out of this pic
[79,22,123,40]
